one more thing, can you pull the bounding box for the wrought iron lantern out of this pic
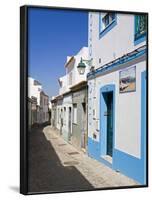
[77,57,93,75]
[77,57,86,75]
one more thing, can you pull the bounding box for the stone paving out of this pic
[43,125,138,189]
[28,124,139,193]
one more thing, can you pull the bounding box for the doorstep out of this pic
[101,155,112,164]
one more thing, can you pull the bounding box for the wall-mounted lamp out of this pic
[77,57,93,75]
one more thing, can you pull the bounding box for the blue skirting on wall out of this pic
[113,149,145,184]
[88,137,146,184]
[88,137,112,168]
[87,70,147,185]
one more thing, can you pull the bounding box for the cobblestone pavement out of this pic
[28,125,138,193]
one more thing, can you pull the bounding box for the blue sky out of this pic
[28,8,88,98]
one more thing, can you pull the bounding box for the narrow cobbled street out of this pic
[28,125,138,193]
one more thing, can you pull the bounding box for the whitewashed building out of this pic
[28,96,37,129]
[87,12,147,184]
[28,77,42,106]
[28,77,49,124]
[40,91,49,124]
[52,47,89,149]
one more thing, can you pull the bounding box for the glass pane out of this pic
[135,15,147,40]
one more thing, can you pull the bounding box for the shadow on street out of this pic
[28,125,94,193]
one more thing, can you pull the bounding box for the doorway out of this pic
[104,92,113,157]
[81,102,87,150]
[68,107,72,141]
[60,109,63,135]
[100,84,115,161]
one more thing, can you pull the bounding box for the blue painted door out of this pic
[101,91,113,157]
[100,84,115,158]
[106,92,113,156]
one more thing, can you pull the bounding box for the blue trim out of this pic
[87,137,101,162]
[134,35,146,46]
[100,157,112,168]
[99,13,102,36]
[87,84,115,169]
[99,13,117,39]
[87,71,147,184]
[109,71,146,184]
[87,47,146,80]
[100,84,115,161]
[134,16,146,46]
[141,70,147,184]
[113,149,144,184]
[87,137,112,168]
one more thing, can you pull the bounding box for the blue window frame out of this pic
[99,12,117,39]
[134,15,147,45]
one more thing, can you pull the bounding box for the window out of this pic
[73,104,77,124]
[99,12,116,38]
[102,13,115,29]
[134,15,147,44]
[103,14,109,28]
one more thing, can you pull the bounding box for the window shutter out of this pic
[135,15,139,35]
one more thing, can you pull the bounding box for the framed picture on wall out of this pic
[119,66,136,93]
[20,5,148,195]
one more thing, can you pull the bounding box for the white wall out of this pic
[56,94,73,136]
[88,12,146,69]
[59,74,69,94]
[28,77,42,106]
[40,94,49,123]
[71,47,90,85]
[62,94,73,136]
[49,101,52,109]
[59,47,89,95]
[56,105,62,130]
[28,77,49,123]
[88,59,146,158]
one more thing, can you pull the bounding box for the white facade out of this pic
[55,47,89,141]
[88,12,147,184]
[56,103,63,130]
[58,94,73,141]
[28,77,42,106]
[59,47,89,95]
[28,77,49,124]
[40,91,49,123]
[49,101,52,110]
[88,60,146,157]
[59,75,69,95]
[88,12,146,68]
